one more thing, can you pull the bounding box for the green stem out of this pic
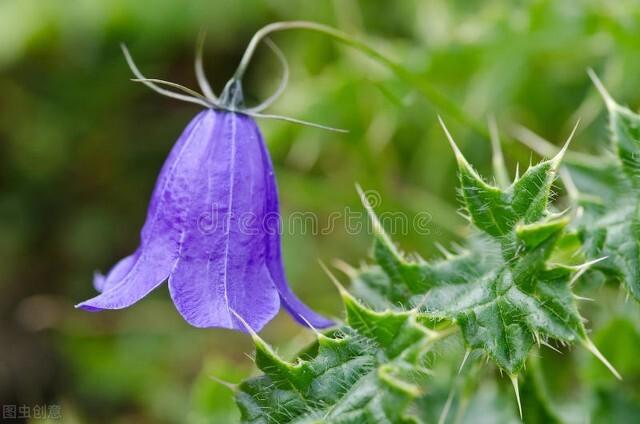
[234,21,488,138]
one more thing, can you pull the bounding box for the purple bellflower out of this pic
[77,35,341,331]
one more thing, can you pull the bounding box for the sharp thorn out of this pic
[435,242,454,259]
[458,349,471,375]
[550,119,579,169]
[319,260,349,296]
[438,115,468,166]
[587,68,617,111]
[582,338,622,380]
[331,258,357,278]
[510,374,523,420]
[488,114,510,188]
[209,375,238,391]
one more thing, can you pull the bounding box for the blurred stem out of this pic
[488,115,510,188]
[234,21,488,138]
[528,353,568,422]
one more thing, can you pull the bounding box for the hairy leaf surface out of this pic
[236,290,449,424]
[568,79,640,301]
[350,127,588,375]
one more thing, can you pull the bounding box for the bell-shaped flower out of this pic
[77,33,340,331]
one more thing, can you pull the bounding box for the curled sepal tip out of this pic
[121,43,212,108]
[195,31,218,103]
[121,25,348,133]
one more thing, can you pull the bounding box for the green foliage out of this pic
[234,76,640,420]
[5,1,640,422]
[235,110,630,422]
[236,288,451,423]
[349,124,588,376]
[566,74,640,301]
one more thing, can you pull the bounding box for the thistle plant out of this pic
[235,112,626,422]
[566,71,640,301]
[235,287,456,424]
[229,72,640,422]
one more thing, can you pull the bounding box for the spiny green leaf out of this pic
[235,289,449,424]
[350,122,589,375]
[516,217,568,249]
[510,160,558,224]
[566,72,640,301]
[354,211,586,377]
[597,79,640,190]
[439,116,565,238]
[457,160,515,237]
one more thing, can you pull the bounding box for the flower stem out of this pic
[233,21,487,138]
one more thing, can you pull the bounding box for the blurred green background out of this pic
[1,0,640,422]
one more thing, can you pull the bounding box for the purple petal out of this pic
[258,120,334,328]
[78,244,174,311]
[93,253,137,292]
[77,111,213,311]
[92,273,105,293]
[168,112,279,330]
[79,109,329,331]
[140,111,206,243]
